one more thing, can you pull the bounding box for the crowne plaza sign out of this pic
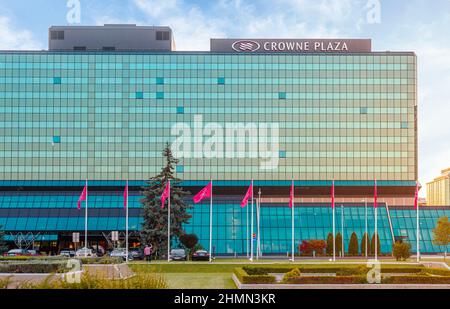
[210,39,371,53]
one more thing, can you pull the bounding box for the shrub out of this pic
[284,276,367,284]
[243,267,268,276]
[382,275,450,284]
[298,239,327,256]
[361,232,370,256]
[18,271,168,289]
[0,276,11,289]
[281,268,301,283]
[336,265,367,276]
[326,233,333,255]
[0,261,67,273]
[392,241,411,261]
[78,257,123,264]
[421,268,450,276]
[233,268,276,284]
[348,232,359,256]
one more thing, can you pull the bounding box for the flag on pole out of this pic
[161,180,170,208]
[241,181,253,208]
[77,184,87,210]
[193,182,212,204]
[123,182,128,209]
[374,179,378,208]
[331,180,335,209]
[289,180,294,208]
[414,181,419,210]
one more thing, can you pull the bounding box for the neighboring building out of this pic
[2,24,444,255]
[427,168,450,206]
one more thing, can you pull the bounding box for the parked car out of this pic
[75,247,97,257]
[26,249,40,256]
[109,248,133,261]
[170,248,187,261]
[130,248,143,260]
[59,249,76,257]
[4,249,29,257]
[192,250,210,261]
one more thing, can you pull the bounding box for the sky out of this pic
[0,0,449,197]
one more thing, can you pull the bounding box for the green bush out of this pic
[233,268,276,284]
[336,265,367,276]
[284,276,367,284]
[326,233,333,256]
[78,257,123,264]
[348,232,359,256]
[379,266,424,273]
[0,261,67,273]
[0,276,11,289]
[243,266,269,275]
[281,268,301,283]
[392,241,411,261]
[382,275,450,284]
[18,271,168,289]
[420,268,450,276]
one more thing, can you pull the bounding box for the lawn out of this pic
[162,273,236,289]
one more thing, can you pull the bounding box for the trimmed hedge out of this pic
[420,268,450,276]
[0,261,67,273]
[78,257,123,264]
[382,275,450,284]
[234,268,276,284]
[284,276,367,284]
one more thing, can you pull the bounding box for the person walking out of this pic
[144,244,152,262]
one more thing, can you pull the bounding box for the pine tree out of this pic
[348,232,359,256]
[140,143,191,259]
[0,225,8,254]
[370,232,381,256]
[335,232,343,256]
[326,232,333,255]
[361,232,371,257]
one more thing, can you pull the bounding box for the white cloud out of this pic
[0,16,42,50]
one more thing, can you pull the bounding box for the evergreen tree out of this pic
[140,143,191,258]
[335,232,343,256]
[361,232,371,257]
[348,232,359,256]
[370,232,381,256]
[432,216,450,258]
[326,232,333,255]
[0,225,8,254]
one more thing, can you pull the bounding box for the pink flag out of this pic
[331,180,335,209]
[161,180,170,209]
[193,182,212,204]
[289,180,294,208]
[77,185,87,210]
[123,181,128,209]
[241,181,253,208]
[374,179,378,209]
[414,181,419,210]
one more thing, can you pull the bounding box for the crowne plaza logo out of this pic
[232,40,261,52]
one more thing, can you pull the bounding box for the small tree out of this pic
[298,240,327,256]
[179,233,199,259]
[0,225,7,255]
[335,233,343,256]
[140,143,192,258]
[370,233,381,256]
[432,216,450,259]
[361,232,371,257]
[326,232,333,256]
[348,232,359,256]
[393,241,411,261]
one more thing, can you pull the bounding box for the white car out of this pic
[109,249,133,261]
[75,247,97,257]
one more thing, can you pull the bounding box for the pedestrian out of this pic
[144,244,152,262]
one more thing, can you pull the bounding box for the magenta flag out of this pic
[289,180,294,208]
[123,181,128,209]
[414,181,419,210]
[161,180,170,209]
[331,180,335,209]
[241,181,253,208]
[77,185,87,210]
[374,179,378,209]
[193,182,212,204]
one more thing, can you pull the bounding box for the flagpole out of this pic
[341,205,344,258]
[125,180,129,263]
[291,180,295,262]
[375,206,378,261]
[246,203,249,258]
[167,180,171,263]
[85,179,88,257]
[209,180,213,263]
[416,182,420,262]
[365,198,368,259]
[250,180,254,262]
[332,181,336,262]
[258,188,262,258]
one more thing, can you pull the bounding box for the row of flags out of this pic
[76,179,421,262]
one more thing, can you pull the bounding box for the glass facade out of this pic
[0,52,416,182]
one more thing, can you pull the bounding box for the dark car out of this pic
[130,248,143,260]
[192,250,210,261]
[170,249,187,261]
